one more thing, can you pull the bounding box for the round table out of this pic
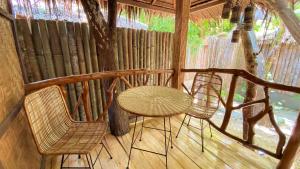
[117,86,192,169]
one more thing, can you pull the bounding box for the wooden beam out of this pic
[172,0,191,89]
[117,0,175,13]
[190,0,225,13]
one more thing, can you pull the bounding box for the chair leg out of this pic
[208,122,213,138]
[200,119,204,152]
[60,154,65,169]
[176,114,187,138]
[187,116,192,126]
[86,154,94,169]
[139,117,145,141]
[102,142,113,159]
[168,117,173,149]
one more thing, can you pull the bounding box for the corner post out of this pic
[172,0,191,89]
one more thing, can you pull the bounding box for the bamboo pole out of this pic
[31,20,48,80]
[135,29,140,85]
[90,28,104,116]
[143,30,147,82]
[150,31,156,85]
[47,20,65,77]
[155,31,160,84]
[18,19,41,82]
[117,28,125,90]
[132,29,138,86]
[58,21,78,119]
[122,28,129,87]
[165,32,170,85]
[81,23,98,120]
[66,22,85,121]
[128,28,133,84]
[75,23,87,74]
[38,20,56,78]
[139,29,144,83]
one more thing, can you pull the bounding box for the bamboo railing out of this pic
[182,68,300,169]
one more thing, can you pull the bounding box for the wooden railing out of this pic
[25,68,300,168]
[25,69,174,122]
[182,68,300,169]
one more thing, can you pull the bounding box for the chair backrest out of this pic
[191,72,223,114]
[24,85,73,153]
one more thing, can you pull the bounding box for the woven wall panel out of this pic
[0,109,41,169]
[0,1,41,168]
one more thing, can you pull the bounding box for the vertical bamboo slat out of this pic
[81,23,98,120]
[75,23,87,74]
[117,28,125,90]
[82,23,98,120]
[90,29,104,116]
[67,22,85,121]
[132,29,138,86]
[151,31,156,85]
[18,19,41,81]
[39,20,56,78]
[123,28,129,86]
[47,20,65,77]
[128,29,133,84]
[31,20,48,80]
[58,21,78,119]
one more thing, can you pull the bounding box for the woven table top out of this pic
[117,86,193,117]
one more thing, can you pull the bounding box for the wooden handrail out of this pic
[25,69,174,93]
[181,68,300,93]
[182,68,300,168]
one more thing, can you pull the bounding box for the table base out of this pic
[126,116,173,169]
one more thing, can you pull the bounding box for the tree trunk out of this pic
[241,30,258,140]
[81,0,129,136]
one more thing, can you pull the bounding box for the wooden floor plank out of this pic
[47,115,278,169]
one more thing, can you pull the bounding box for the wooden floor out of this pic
[45,115,279,169]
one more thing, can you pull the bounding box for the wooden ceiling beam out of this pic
[190,0,225,13]
[117,0,175,13]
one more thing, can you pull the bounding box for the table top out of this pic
[117,86,192,117]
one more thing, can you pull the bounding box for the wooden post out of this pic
[172,0,191,89]
[241,30,258,140]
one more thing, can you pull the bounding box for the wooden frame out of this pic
[182,68,300,168]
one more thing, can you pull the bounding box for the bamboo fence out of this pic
[16,19,174,120]
[187,36,300,88]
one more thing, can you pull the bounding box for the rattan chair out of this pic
[24,85,112,169]
[176,72,222,152]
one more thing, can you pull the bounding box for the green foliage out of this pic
[138,13,234,56]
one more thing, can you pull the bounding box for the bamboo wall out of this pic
[0,1,41,168]
[187,36,300,87]
[16,19,174,120]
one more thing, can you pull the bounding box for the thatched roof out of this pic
[14,0,296,21]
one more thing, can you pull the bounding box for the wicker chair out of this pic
[24,85,112,169]
[176,72,222,152]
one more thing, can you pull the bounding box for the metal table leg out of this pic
[126,116,138,169]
